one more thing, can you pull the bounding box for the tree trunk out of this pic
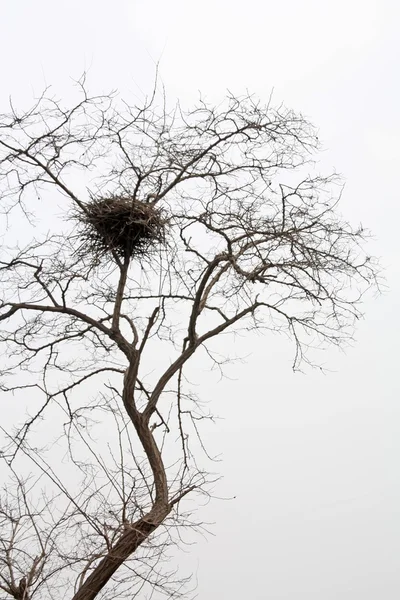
[72,504,170,600]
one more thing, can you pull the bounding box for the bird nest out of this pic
[74,196,167,262]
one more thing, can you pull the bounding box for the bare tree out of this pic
[0,78,377,599]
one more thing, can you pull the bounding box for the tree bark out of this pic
[72,504,170,600]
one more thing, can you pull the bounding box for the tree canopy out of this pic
[0,80,377,599]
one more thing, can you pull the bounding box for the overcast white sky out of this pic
[2,1,400,598]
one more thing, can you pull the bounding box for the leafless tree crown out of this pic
[0,79,377,599]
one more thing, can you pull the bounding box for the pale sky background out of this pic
[1,1,400,598]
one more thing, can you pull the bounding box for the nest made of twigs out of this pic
[74,195,167,262]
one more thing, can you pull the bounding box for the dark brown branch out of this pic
[0,302,133,358]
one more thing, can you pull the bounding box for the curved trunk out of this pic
[72,362,172,600]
